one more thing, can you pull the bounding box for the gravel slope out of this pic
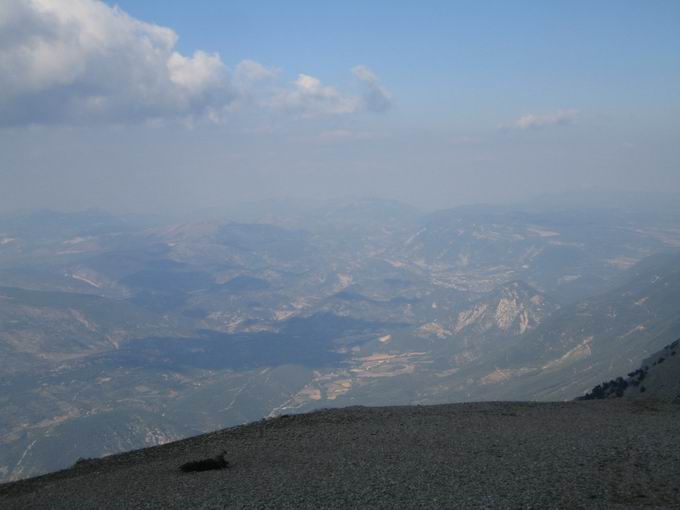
[1,400,679,509]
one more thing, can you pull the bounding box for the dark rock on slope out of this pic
[1,400,680,509]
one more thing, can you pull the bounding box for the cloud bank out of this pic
[0,0,391,126]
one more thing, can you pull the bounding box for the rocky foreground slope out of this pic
[1,400,679,509]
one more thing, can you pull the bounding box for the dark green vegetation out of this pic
[1,196,680,481]
[581,338,680,401]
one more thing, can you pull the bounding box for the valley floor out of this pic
[1,400,679,509]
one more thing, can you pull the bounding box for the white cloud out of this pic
[0,0,236,126]
[0,0,390,126]
[270,66,392,117]
[167,51,225,95]
[352,65,391,113]
[514,109,578,130]
[234,59,278,86]
[270,74,360,116]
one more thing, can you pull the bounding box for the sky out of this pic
[0,0,679,214]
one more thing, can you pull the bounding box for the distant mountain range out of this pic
[287,252,680,408]
[1,197,680,481]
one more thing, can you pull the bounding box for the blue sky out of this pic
[112,0,680,113]
[0,0,679,212]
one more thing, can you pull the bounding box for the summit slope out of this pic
[1,400,680,509]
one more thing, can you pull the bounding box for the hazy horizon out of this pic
[1,0,679,214]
